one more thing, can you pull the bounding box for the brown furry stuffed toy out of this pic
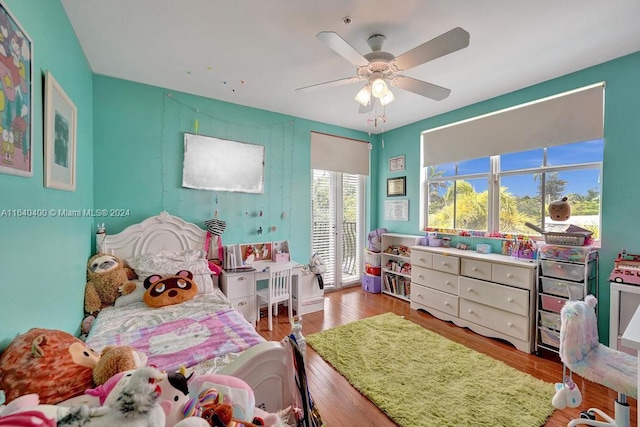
[92,345,148,386]
[84,253,137,315]
[0,328,100,404]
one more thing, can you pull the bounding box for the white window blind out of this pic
[311,131,370,175]
[421,82,604,166]
[311,169,336,286]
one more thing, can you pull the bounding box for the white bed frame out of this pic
[101,211,294,413]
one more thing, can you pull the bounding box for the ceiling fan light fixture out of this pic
[354,84,371,106]
[370,77,388,98]
[379,89,395,106]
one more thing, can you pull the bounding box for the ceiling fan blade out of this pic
[295,76,362,93]
[390,75,451,101]
[316,31,369,67]
[358,98,376,114]
[394,27,470,71]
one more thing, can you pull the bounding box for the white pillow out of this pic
[114,280,146,307]
[127,249,214,294]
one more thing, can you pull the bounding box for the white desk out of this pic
[220,261,303,324]
[610,282,640,354]
[621,306,640,427]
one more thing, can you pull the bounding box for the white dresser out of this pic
[410,246,537,353]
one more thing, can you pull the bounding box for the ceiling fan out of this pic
[296,27,470,113]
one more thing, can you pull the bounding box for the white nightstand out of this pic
[220,270,256,324]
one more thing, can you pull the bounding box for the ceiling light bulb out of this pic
[354,85,371,106]
[379,89,395,106]
[371,78,388,98]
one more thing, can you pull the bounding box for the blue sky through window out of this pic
[438,139,603,196]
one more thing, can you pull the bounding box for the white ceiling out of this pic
[61,0,640,134]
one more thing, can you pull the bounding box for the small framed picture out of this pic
[387,176,406,197]
[44,71,77,191]
[388,155,405,173]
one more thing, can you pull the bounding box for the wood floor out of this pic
[255,286,636,427]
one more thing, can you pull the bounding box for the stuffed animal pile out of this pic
[0,329,146,405]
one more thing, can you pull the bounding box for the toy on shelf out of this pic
[548,197,571,221]
[609,248,640,285]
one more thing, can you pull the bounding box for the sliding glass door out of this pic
[311,169,365,289]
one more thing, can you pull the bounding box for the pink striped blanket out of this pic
[86,308,265,371]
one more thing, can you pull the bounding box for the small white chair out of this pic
[256,263,293,331]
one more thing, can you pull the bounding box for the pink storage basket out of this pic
[541,294,568,313]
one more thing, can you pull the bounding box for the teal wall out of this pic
[1,0,637,350]
[92,75,376,265]
[0,0,94,349]
[377,51,640,343]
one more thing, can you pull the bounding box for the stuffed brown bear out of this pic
[84,253,137,315]
[93,345,148,385]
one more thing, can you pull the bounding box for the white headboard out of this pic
[101,211,208,260]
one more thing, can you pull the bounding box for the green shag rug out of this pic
[306,313,555,427]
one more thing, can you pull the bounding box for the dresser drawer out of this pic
[459,299,529,341]
[431,254,460,275]
[411,250,433,269]
[491,263,533,290]
[414,267,458,295]
[459,276,529,316]
[411,283,458,317]
[230,295,256,323]
[222,273,256,298]
[461,259,491,281]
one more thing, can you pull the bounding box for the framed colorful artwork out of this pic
[44,71,77,191]
[0,2,33,177]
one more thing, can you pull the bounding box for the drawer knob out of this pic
[507,322,514,327]
[467,287,473,293]
[468,309,474,314]
[507,273,514,278]
[442,262,449,267]
[238,301,246,306]
[445,281,453,286]
[238,276,247,281]
[420,257,425,262]
[507,297,514,303]
[444,301,450,307]
[418,274,424,279]
[416,292,422,298]
[472,267,478,271]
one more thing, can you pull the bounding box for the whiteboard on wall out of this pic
[182,133,265,194]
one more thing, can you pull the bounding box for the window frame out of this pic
[423,145,603,238]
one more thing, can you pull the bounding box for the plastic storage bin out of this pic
[539,311,561,331]
[540,260,590,281]
[364,249,381,267]
[365,264,382,276]
[541,294,568,313]
[540,327,561,347]
[540,277,585,299]
[538,244,594,263]
[362,274,381,293]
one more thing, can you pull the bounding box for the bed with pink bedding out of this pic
[88,211,294,412]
